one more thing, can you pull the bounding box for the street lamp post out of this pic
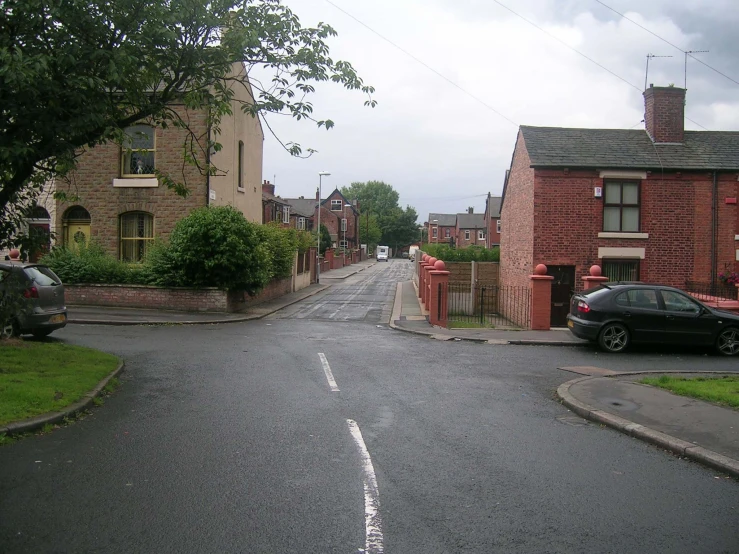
[343,203,352,258]
[316,172,330,284]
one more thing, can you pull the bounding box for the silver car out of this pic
[0,261,67,338]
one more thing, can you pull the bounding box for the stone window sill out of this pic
[237,187,245,193]
[113,178,158,188]
[598,232,649,240]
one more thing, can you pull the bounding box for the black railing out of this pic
[445,282,530,328]
[684,281,738,303]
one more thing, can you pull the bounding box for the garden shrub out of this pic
[260,223,298,280]
[422,244,499,262]
[41,243,145,284]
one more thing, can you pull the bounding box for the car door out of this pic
[614,288,667,343]
[658,289,717,345]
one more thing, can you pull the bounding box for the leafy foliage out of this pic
[316,224,332,255]
[1,0,375,247]
[341,181,399,217]
[296,230,314,254]
[41,243,144,284]
[261,223,298,280]
[422,244,500,262]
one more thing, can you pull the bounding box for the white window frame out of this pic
[478,230,485,240]
[341,218,347,232]
[432,227,438,238]
[331,199,342,211]
[339,239,348,249]
[445,228,450,238]
[465,230,470,240]
[282,206,290,224]
[496,220,501,234]
[297,217,305,230]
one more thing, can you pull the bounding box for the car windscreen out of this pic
[24,266,62,286]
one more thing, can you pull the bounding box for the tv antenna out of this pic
[645,53,673,91]
[684,50,709,90]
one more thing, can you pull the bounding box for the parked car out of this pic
[567,283,739,356]
[0,261,67,338]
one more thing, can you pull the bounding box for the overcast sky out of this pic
[259,0,739,221]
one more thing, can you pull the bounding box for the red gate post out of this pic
[423,257,438,310]
[530,264,554,330]
[428,260,450,327]
[418,255,430,299]
[582,264,609,290]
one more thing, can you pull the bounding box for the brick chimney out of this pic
[316,188,320,201]
[644,85,686,144]
[262,180,275,195]
[467,207,474,214]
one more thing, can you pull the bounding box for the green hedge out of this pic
[422,244,499,262]
[42,206,304,293]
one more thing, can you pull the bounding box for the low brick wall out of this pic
[66,276,295,313]
[66,284,229,312]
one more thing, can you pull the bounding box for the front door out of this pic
[548,265,576,327]
[65,223,90,252]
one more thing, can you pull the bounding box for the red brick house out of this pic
[500,85,739,325]
[262,180,289,226]
[284,188,359,249]
[426,213,457,245]
[455,209,486,248]
[484,193,502,248]
[53,62,264,262]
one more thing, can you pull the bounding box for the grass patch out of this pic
[640,375,739,409]
[0,340,119,426]
[448,321,497,329]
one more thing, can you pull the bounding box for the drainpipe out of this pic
[710,170,718,284]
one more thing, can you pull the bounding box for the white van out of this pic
[408,245,419,262]
[376,245,389,262]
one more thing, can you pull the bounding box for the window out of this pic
[465,230,470,240]
[339,240,348,249]
[331,199,342,211]
[341,218,347,232]
[282,206,290,224]
[120,212,154,262]
[121,125,156,176]
[445,228,450,238]
[496,220,501,234]
[432,228,438,238]
[661,290,701,314]
[478,230,485,240]
[237,141,244,190]
[622,289,659,309]
[602,259,640,282]
[603,181,639,232]
[297,217,306,230]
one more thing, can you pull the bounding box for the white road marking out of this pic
[318,353,340,392]
[347,419,384,554]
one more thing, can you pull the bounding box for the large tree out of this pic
[341,181,399,217]
[0,0,374,247]
[380,206,420,253]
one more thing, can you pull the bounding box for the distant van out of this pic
[408,245,419,262]
[377,245,389,262]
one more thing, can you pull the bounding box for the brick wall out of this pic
[66,284,229,312]
[644,86,685,144]
[55,106,209,257]
[500,131,535,290]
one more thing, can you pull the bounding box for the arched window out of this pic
[27,206,51,220]
[121,125,156,176]
[119,212,154,262]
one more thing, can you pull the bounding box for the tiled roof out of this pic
[520,126,739,171]
[456,213,485,229]
[262,191,287,204]
[486,196,501,218]
[428,213,457,227]
[283,198,317,217]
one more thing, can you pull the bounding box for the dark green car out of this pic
[0,261,67,338]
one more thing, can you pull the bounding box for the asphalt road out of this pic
[1,260,737,553]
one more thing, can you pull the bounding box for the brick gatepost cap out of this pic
[589,265,602,277]
[422,254,429,262]
[428,257,438,266]
[434,260,446,271]
[8,249,20,260]
[534,263,547,275]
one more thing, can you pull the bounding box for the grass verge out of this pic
[640,375,739,409]
[0,339,120,426]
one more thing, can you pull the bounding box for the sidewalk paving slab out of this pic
[558,373,739,478]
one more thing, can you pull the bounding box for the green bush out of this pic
[260,223,298,280]
[41,243,145,284]
[422,244,499,262]
[154,206,271,293]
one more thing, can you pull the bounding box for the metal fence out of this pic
[684,281,738,303]
[445,282,530,328]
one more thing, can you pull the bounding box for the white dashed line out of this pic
[318,353,340,392]
[347,419,384,554]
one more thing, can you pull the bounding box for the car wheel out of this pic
[715,327,739,356]
[31,329,53,339]
[598,322,630,353]
[0,320,19,339]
